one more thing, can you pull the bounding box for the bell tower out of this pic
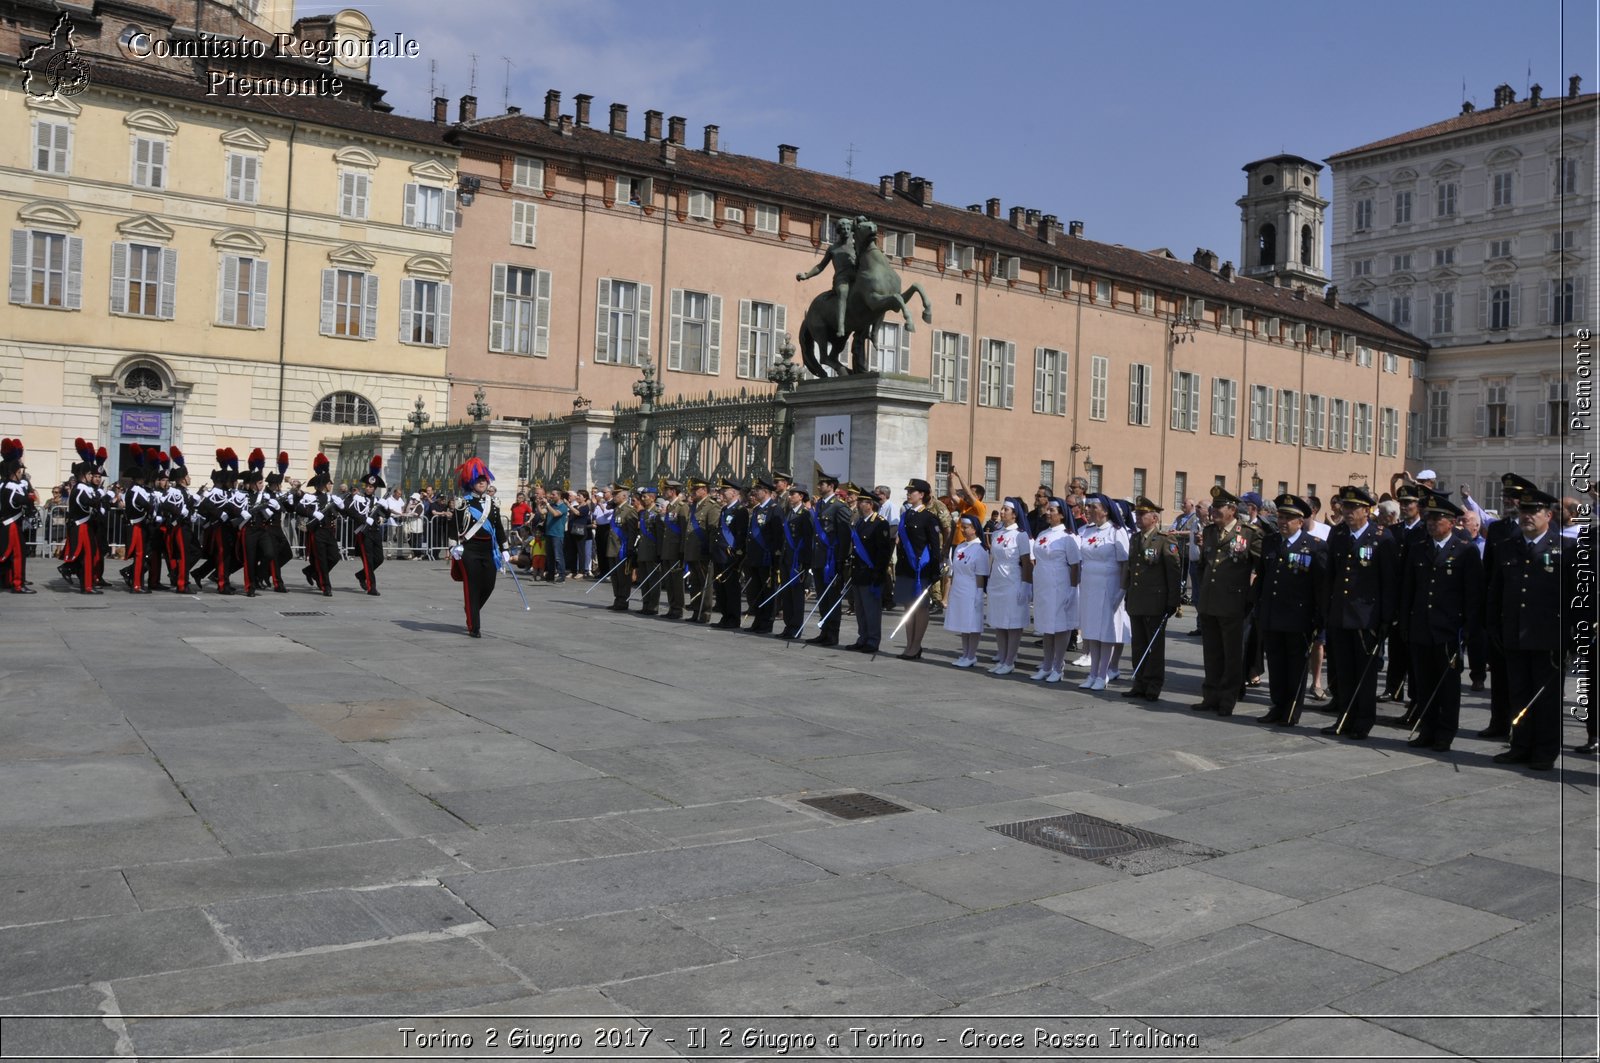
[1237,154,1329,288]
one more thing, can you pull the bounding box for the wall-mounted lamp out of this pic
[457,175,482,208]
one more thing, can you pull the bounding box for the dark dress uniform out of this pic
[121,470,156,593]
[1255,501,1328,725]
[1399,498,1483,750]
[1486,489,1578,769]
[683,483,718,622]
[847,505,893,652]
[454,479,508,638]
[301,460,342,597]
[635,496,663,615]
[808,487,852,646]
[1194,489,1263,717]
[1479,502,1525,737]
[744,493,782,632]
[1122,501,1182,700]
[777,495,815,639]
[660,486,688,618]
[711,482,748,627]
[609,496,639,612]
[1322,495,1400,739]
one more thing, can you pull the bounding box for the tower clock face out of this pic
[334,35,363,69]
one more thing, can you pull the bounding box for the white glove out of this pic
[449,543,464,561]
[502,551,513,566]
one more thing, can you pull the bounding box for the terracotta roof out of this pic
[2,54,451,148]
[1328,92,1598,161]
[455,115,1425,354]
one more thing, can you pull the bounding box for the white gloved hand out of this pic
[502,551,513,566]
[449,543,464,561]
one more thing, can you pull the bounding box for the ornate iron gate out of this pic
[610,387,789,485]
[404,424,478,494]
[523,413,571,487]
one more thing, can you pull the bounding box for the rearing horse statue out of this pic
[796,217,933,377]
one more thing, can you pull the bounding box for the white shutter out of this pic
[403,183,418,228]
[1170,375,1183,430]
[960,246,975,271]
[244,156,259,202]
[110,242,128,315]
[896,319,911,372]
[1228,382,1238,436]
[1002,341,1016,409]
[1510,285,1521,328]
[1477,290,1489,331]
[1056,352,1068,415]
[399,277,415,343]
[1535,398,1548,436]
[956,333,970,404]
[65,236,81,309]
[1474,405,1486,437]
[361,273,379,339]
[594,277,612,360]
[903,233,916,259]
[319,269,337,336]
[737,299,753,378]
[1504,402,1517,437]
[218,255,238,324]
[1128,363,1141,423]
[1539,280,1552,325]
[668,288,684,371]
[9,231,28,304]
[250,258,269,329]
[158,247,177,319]
[489,263,508,352]
[639,178,654,207]
[707,294,723,375]
[226,153,241,200]
[1034,347,1047,413]
[442,190,457,234]
[534,269,551,356]
[636,284,653,365]
[436,282,452,347]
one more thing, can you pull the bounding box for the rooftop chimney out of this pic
[660,139,677,166]
[432,96,448,124]
[458,95,477,123]
[505,105,521,115]
[1293,285,1306,300]
[986,198,1001,219]
[1192,247,1219,272]
[574,94,592,128]
[668,116,686,145]
[1324,285,1340,308]
[1219,261,1235,282]
[544,89,561,125]
[1010,205,1028,229]
[1038,214,1058,245]
[778,144,798,167]
[644,110,663,142]
[879,175,894,199]
[559,114,573,137]
[1461,100,1475,114]
[894,171,911,193]
[1068,219,1084,238]
[1530,83,1543,105]
[609,103,627,136]
[908,176,933,207]
[1492,83,1515,108]
[1025,208,1040,227]
[1571,74,1583,98]
[703,124,719,154]
[966,204,983,213]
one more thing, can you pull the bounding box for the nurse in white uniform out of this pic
[984,497,1033,675]
[943,514,990,667]
[1029,498,1081,682]
[1075,494,1131,690]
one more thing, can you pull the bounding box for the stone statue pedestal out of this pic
[473,419,529,484]
[569,408,616,490]
[783,373,938,493]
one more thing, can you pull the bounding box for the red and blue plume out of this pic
[75,437,96,463]
[216,447,228,468]
[169,445,185,467]
[0,438,20,461]
[225,448,239,473]
[248,447,266,473]
[277,451,290,475]
[95,446,108,463]
[369,455,382,474]
[313,453,330,475]
[130,442,146,467]
[155,451,169,472]
[458,457,493,490]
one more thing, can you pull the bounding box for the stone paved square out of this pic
[0,566,1593,1058]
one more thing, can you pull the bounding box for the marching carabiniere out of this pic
[120,444,156,593]
[351,456,386,596]
[1122,497,1182,702]
[1399,489,1482,751]
[451,458,512,638]
[162,447,197,594]
[1193,486,1262,717]
[301,454,340,596]
[0,439,33,593]
[258,453,294,592]
[1254,494,1327,726]
[61,439,102,593]
[1321,484,1399,740]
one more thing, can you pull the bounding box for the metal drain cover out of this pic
[800,792,911,820]
[990,813,1222,875]
[279,611,328,617]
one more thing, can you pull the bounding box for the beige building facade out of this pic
[1,0,456,484]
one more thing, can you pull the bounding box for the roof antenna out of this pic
[468,54,478,96]
[845,142,856,180]
[429,59,436,100]
[502,57,512,111]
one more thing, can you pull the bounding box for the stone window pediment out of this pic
[1350,176,1378,192]
[1389,167,1417,184]
[403,252,451,277]
[124,108,179,135]
[25,94,80,118]
[115,213,176,242]
[1482,261,1516,279]
[333,146,379,169]
[1484,146,1522,166]
[220,127,270,152]
[408,159,454,183]
[17,200,81,231]
[327,243,377,269]
[211,227,267,253]
[1429,159,1463,177]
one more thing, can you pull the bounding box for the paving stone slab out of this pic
[883,843,1124,909]
[1471,903,1599,989]
[1316,809,1497,865]
[971,763,1122,797]
[875,775,1034,811]
[124,836,461,909]
[1136,784,1397,854]
[0,817,226,877]
[663,873,968,956]
[441,840,830,926]
[427,818,665,872]
[1199,837,1424,903]
[0,986,124,1059]
[1253,882,1523,972]
[1037,788,1175,824]
[762,812,1018,874]
[601,945,953,1015]
[287,697,488,742]
[431,776,676,827]
[481,909,733,989]
[461,703,706,752]
[206,883,483,959]
[1070,925,1393,1045]
[180,765,466,854]
[851,904,1147,1002]
[1387,854,1573,923]
[621,798,823,846]
[1037,866,1303,948]
[352,733,605,795]
[110,937,532,1058]
[138,720,365,781]
[0,908,230,998]
[1192,1011,1457,1059]
[1334,951,1592,1060]
[0,755,193,830]
[567,742,837,804]
[108,667,293,729]
[671,714,906,760]
[0,868,140,928]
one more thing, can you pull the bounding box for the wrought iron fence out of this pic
[609,387,789,485]
[403,423,478,496]
[523,413,571,487]
[331,432,383,490]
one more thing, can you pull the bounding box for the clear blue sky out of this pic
[314,0,1595,269]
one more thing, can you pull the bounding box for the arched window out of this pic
[312,391,378,426]
[124,367,163,393]
[1300,225,1313,266]
[1257,223,1277,267]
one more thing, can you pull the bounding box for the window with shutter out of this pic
[361,273,379,339]
[1127,363,1151,425]
[34,121,71,175]
[872,320,907,375]
[226,153,260,203]
[340,172,369,219]
[1089,355,1108,421]
[754,204,780,233]
[131,137,166,189]
[12,230,73,308]
[512,156,544,190]
[511,201,538,246]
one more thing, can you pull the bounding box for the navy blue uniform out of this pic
[1255,528,1328,724]
[1486,530,1578,765]
[1325,521,1400,737]
[1399,534,1483,747]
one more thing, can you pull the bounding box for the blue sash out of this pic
[780,510,801,579]
[467,504,503,570]
[850,521,874,569]
[720,508,736,550]
[810,507,836,583]
[898,511,932,594]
